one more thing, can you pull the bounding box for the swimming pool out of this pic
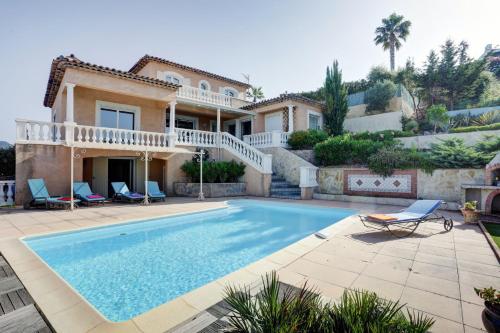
[24,200,354,321]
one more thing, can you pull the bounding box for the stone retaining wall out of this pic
[174,182,246,197]
[317,167,485,207]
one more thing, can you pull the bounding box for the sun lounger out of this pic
[359,199,453,237]
[146,181,166,202]
[26,179,80,209]
[73,182,106,206]
[111,182,144,202]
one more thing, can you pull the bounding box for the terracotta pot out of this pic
[461,208,480,224]
[482,302,500,333]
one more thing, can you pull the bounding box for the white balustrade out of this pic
[220,132,272,173]
[73,125,170,150]
[177,86,233,108]
[243,131,289,148]
[0,181,15,207]
[299,166,318,188]
[16,119,65,145]
[175,128,218,147]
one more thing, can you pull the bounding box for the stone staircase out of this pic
[270,173,301,200]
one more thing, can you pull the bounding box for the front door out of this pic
[108,159,134,196]
[265,112,282,132]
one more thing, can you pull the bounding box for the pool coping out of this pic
[0,199,357,333]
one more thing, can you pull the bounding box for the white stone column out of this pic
[64,83,76,146]
[168,100,177,147]
[169,100,176,134]
[216,108,221,132]
[287,105,294,133]
[235,119,241,139]
[65,83,76,122]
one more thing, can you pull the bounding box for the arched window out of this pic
[199,80,211,91]
[223,87,238,98]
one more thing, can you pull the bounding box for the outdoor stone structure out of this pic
[317,167,485,209]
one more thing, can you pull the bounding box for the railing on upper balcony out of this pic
[15,119,272,173]
[0,180,15,207]
[176,86,250,109]
[243,131,289,148]
[16,120,171,151]
[299,166,318,188]
[73,124,170,150]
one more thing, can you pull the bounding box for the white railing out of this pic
[177,86,230,107]
[0,181,15,206]
[16,119,66,145]
[244,131,289,148]
[175,128,218,147]
[174,128,272,173]
[220,132,272,173]
[73,125,170,150]
[299,166,318,188]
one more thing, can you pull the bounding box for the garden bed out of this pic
[174,182,246,198]
[479,221,500,261]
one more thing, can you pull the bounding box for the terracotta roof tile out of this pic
[43,54,180,108]
[129,55,251,88]
[241,93,325,111]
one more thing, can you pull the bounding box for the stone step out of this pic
[270,194,302,200]
[271,188,301,195]
[270,182,292,188]
[271,175,284,181]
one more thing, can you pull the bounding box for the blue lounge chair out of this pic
[26,179,80,209]
[146,181,166,202]
[111,182,144,202]
[359,200,453,237]
[73,182,106,206]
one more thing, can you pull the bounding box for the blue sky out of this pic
[1,0,498,142]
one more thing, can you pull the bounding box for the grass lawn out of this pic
[483,222,500,248]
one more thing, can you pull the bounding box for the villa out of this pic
[1,54,499,333]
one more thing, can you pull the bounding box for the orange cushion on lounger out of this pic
[367,214,397,221]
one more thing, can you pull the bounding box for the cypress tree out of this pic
[324,60,348,136]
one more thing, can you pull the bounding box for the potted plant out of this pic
[460,201,480,224]
[475,287,500,332]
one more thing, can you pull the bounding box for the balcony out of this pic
[15,119,272,174]
[176,86,251,110]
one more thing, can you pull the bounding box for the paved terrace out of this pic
[0,198,498,333]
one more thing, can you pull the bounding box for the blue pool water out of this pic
[25,200,354,321]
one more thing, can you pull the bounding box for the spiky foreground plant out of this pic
[224,272,434,333]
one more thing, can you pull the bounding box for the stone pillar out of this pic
[64,83,76,145]
[216,108,221,133]
[235,119,241,139]
[65,83,76,122]
[168,100,177,147]
[287,105,294,133]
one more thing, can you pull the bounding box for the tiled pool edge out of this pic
[0,201,357,333]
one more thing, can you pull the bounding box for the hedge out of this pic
[287,129,328,150]
[181,160,245,183]
[449,122,500,133]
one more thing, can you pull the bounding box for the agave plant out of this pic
[224,271,434,333]
[471,110,500,126]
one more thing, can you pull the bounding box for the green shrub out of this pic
[428,138,492,168]
[426,104,449,133]
[475,135,500,154]
[404,119,419,133]
[364,80,397,112]
[224,271,434,333]
[180,160,245,183]
[351,130,414,142]
[368,147,435,177]
[287,129,329,150]
[314,135,387,166]
[450,122,500,133]
[0,146,15,177]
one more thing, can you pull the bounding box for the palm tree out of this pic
[374,13,411,71]
[247,86,265,102]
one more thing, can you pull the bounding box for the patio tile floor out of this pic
[0,197,498,332]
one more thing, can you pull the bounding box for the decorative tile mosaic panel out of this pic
[343,169,417,198]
